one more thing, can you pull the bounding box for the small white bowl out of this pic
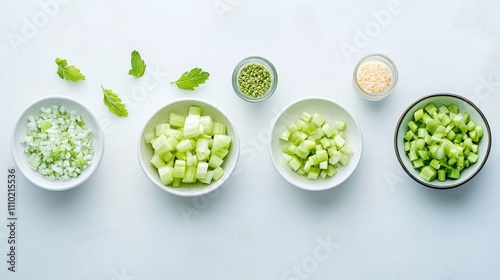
[11,96,105,191]
[138,98,240,197]
[270,97,363,191]
[394,93,492,189]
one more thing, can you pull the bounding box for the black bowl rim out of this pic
[394,93,492,189]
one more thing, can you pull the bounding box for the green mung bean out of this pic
[237,63,271,98]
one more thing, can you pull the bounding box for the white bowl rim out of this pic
[269,96,364,191]
[10,95,105,191]
[394,93,492,189]
[137,97,240,197]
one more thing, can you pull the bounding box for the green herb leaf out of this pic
[171,67,210,90]
[101,86,129,117]
[128,50,146,78]
[55,58,85,82]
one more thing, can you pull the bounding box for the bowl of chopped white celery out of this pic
[11,96,104,191]
[270,97,363,191]
[394,93,492,189]
[138,98,240,197]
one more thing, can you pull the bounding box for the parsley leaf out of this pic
[128,50,146,78]
[101,86,129,117]
[55,58,86,82]
[171,67,210,90]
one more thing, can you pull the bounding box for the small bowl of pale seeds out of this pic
[353,54,398,101]
[232,56,278,103]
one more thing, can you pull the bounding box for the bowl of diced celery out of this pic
[138,98,240,197]
[11,96,104,191]
[270,97,363,191]
[394,93,491,189]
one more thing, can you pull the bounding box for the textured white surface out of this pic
[1,0,499,279]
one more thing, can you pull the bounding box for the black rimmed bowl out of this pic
[394,93,491,189]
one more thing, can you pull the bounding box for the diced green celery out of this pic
[208,154,224,169]
[467,152,479,163]
[333,135,345,148]
[172,178,182,187]
[425,118,439,134]
[212,148,229,159]
[158,166,174,185]
[308,154,319,165]
[307,167,320,180]
[424,103,437,115]
[199,115,213,135]
[404,142,411,152]
[311,113,325,127]
[448,168,460,179]
[412,158,424,169]
[404,130,415,141]
[289,131,308,145]
[213,167,224,181]
[155,123,170,137]
[319,161,328,170]
[188,106,202,116]
[335,120,346,131]
[144,132,156,144]
[150,154,167,169]
[169,112,186,128]
[182,166,197,183]
[303,160,311,173]
[279,130,290,141]
[300,112,312,122]
[302,123,316,136]
[160,151,174,163]
[419,166,437,182]
[176,139,194,153]
[295,119,306,130]
[408,149,418,161]
[329,151,342,165]
[183,115,201,139]
[312,127,325,139]
[339,154,350,166]
[287,123,298,133]
[212,134,232,151]
[340,145,354,156]
[321,123,335,137]
[325,165,336,177]
[282,153,294,163]
[319,137,331,149]
[212,122,226,135]
[437,169,446,181]
[288,157,302,171]
[408,121,418,132]
[413,108,424,122]
[186,153,198,167]
[316,150,328,163]
[417,150,429,160]
[198,170,214,184]
[172,160,186,178]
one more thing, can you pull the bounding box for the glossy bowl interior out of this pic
[270,97,363,191]
[138,98,240,197]
[394,93,492,189]
[11,96,104,191]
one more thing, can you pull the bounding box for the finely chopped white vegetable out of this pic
[20,105,94,181]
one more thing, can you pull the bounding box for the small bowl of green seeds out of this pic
[232,56,278,102]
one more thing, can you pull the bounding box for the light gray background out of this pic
[1,1,499,279]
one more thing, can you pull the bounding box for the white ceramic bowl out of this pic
[270,97,363,191]
[138,98,240,197]
[11,96,104,191]
[394,93,492,189]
